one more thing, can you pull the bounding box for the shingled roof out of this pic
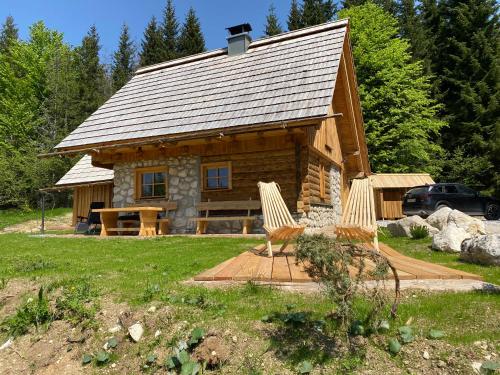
[55,155,114,187]
[55,19,349,150]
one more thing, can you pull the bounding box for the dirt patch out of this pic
[193,334,230,367]
[0,279,39,317]
[1,212,72,234]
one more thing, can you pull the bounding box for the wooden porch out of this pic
[194,242,482,283]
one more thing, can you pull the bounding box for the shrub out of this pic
[53,278,99,326]
[1,286,53,337]
[410,225,429,239]
[295,234,399,334]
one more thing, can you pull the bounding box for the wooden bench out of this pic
[190,199,261,234]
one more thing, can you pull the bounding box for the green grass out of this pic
[379,231,500,285]
[0,233,498,347]
[0,208,71,230]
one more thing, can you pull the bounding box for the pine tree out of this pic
[398,0,427,62]
[162,0,179,61]
[177,7,205,58]
[433,0,499,193]
[75,25,107,123]
[301,0,337,27]
[0,16,19,54]
[265,4,283,36]
[342,0,368,9]
[418,0,440,76]
[140,16,165,66]
[339,3,445,174]
[287,0,302,31]
[112,24,135,92]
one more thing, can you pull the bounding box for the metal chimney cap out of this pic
[226,23,252,36]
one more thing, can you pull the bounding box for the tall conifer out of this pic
[112,24,135,92]
[177,7,205,57]
[139,17,165,66]
[0,16,19,54]
[301,0,336,27]
[398,0,427,62]
[287,0,302,31]
[265,4,283,36]
[162,0,179,61]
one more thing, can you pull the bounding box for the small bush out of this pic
[142,282,161,302]
[12,256,56,273]
[1,286,53,337]
[53,278,99,326]
[410,225,429,239]
[295,234,398,334]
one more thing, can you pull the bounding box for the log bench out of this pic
[190,199,261,234]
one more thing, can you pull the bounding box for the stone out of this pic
[431,223,471,252]
[0,338,13,351]
[128,323,144,342]
[108,325,122,334]
[426,207,452,230]
[147,305,157,313]
[437,360,446,368]
[387,215,439,237]
[447,209,486,235]
[423,351,430,360]
[460,234,500,266]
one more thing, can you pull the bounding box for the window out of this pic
[135,167,167,199]
[444,185,458,194]
[201,162,232,191]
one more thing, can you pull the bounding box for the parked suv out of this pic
[402,183,500,220]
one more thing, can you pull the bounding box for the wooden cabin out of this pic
[370,173,435,219]
[49,20,371,234]
[54,155,114,225]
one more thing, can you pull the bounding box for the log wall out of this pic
[72,184,114,225]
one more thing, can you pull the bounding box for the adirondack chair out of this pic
[335,177,379,250]
[258,181,305,257]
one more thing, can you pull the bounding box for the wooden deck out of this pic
[194,243,482,283]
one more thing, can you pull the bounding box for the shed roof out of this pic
[55,155,114,187]
[55,19,349,150]
[369,173,435,189]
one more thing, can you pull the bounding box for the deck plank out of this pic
[193,257,237,281]
[272,256,292,282]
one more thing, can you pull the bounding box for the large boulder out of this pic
[431,223,471,252]
[460,234,500,266]
[447,209,486,235]
[387,215,439,237]
[426,207,452,230]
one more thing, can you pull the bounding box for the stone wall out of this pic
[112,156,200,233]
[298,165,342,229]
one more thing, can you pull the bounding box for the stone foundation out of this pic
[112,156,200,234]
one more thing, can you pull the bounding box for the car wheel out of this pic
[485,203,500,220]
[436,204,450,211]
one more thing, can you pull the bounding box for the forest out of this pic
[0,0,498,209]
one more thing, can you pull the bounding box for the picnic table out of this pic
[92,207,163,237]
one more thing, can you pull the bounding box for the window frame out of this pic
[134,166,168,200]
[201,161,232,192]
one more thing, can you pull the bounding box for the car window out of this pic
[407,187,429,195]
[458,185,476,195]
[444,185,458,194]
[430,186,443,193]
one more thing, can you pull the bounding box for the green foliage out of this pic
[398,0,427,62]
[388,338,401,354]
[142,282,161,302]
[287,0,302,31]
[82,353,93,365]
[339,3,446,176]
[481,361,500,374]
[265,4,283,36]
[295,234,391,332]
[140,16,165,67]
[428,329,445,339]
[177,7,205,58]
[432,0,499,195]
[409,225,429,239]
[111,23,135,92]
[297,360,314,374]
[1,286,53,337]
[0,16,19,54]
[162,0,179,61]
[95,350,110,365]
[398,325,414,343]
[53,278,99,325]
[301,0,337,27]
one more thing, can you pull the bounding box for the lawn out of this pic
[0,232,498,348]
[0,207,71,230]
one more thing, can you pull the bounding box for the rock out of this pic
[154,330,161,338]
[432,223,471,252]
[447,209,486,235]
[426,207,452,230]
[437,360,446,368]
[108,325,122,334]
[128,323,144,342]
[232,336,238,343]
[471,361,482,374]
[460,235,500,266]
[0,338,13,351]
[387,215,439,237]
[147,305,157,313]
[423,351,430,360]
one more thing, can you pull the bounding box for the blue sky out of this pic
[0,0,293,63]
